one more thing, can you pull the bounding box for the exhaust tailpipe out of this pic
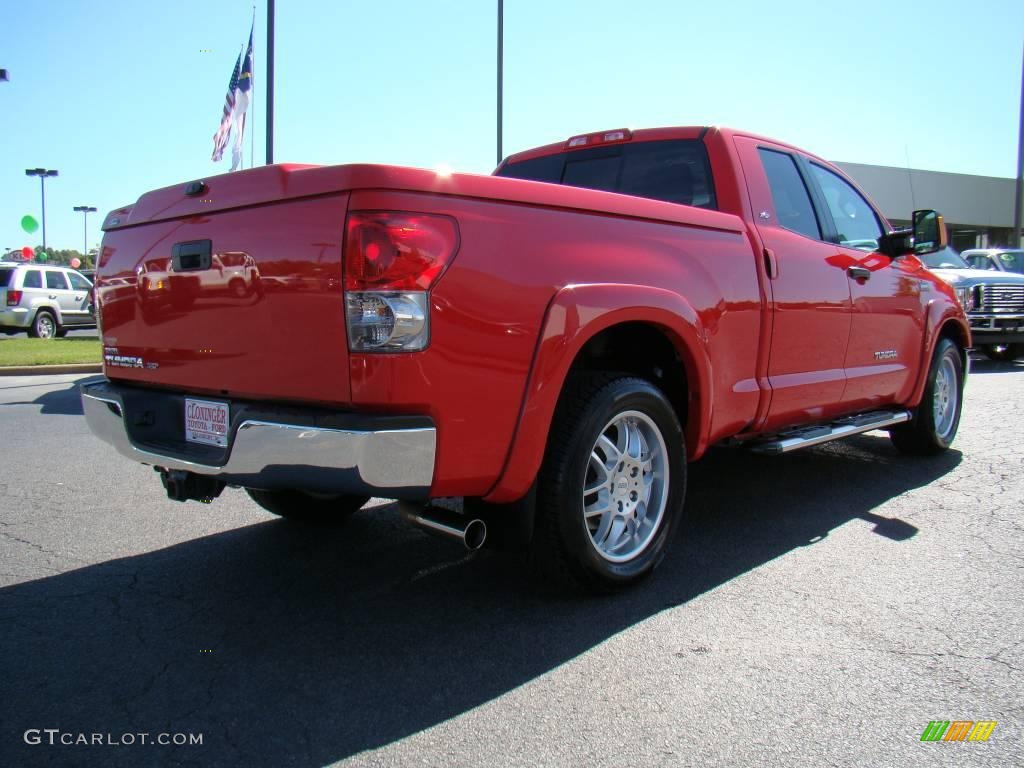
[398,502,487,551]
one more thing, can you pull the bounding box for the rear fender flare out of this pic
[32,302,62,327]
[482,283,712,504]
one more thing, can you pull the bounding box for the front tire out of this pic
[890,338,964,455]
[532,375,686,592]
[29,310,58,339]
[245,488,369,523]
[982,344,1023,362]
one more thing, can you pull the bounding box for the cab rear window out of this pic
[497,139,717,209]
[0,268,12,288]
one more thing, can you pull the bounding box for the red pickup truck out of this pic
[82,126,969,591]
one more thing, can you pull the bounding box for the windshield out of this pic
[920,247,970,269]
[994,250,1024,273]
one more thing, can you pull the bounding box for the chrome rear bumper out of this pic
[80,380,436,499]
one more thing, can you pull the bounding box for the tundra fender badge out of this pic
[185,180,208,197]
[874,350,898,360]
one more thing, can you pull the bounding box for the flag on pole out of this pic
[230,25,255,171]
[212,51,242,162]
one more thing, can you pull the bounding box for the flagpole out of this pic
[266,0,275,165]
[250,5,256,170]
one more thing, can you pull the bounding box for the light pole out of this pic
[497,0,503,166]
[25,168,58,250]
[73,206,97,261]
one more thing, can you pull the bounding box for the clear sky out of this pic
[2,0,1023,253]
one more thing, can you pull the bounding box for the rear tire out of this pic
[29,310,58,339]
[982,344,1023,362]
[245,488,369,523]
[890,338,963,455]
[531,374,686,593]
[229,278,248,298]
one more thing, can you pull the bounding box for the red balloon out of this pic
[21,246,33,260]
[70,257,81,269]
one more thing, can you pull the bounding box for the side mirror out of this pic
[877,227,914,258]
[876,209,947,258]
[911,209,947,255]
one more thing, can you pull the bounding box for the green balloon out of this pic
[21,215,39,234]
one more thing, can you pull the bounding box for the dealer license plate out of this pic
[184,398,229,447]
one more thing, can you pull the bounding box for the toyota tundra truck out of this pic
[81,126,970,591]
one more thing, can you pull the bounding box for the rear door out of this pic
[43,270,81,326]
[734,136,852,430]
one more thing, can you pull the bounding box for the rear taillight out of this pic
[344,211,458,291]
[343,211,459,352]
[6,290,22,306]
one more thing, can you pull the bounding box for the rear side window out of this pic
[758,149,821,240]
[0,268,13,288]
[497,139,717,209]
[22,270,43,289]
[45,271,69,290]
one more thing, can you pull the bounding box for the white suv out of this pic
[0,263,96,338]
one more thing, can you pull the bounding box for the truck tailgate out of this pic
[96,193,351,404]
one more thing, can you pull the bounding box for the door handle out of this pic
[847,266,871,281]
[48,294,58,299]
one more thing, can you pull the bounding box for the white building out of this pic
[836,162,1020,251]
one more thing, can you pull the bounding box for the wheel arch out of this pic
[482,283,712,504]
[32,304,61,328]
[908,303,970,407]
[937,317,970,374]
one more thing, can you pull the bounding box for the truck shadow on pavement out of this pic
[0,435,959,767]
[0,380,85,416]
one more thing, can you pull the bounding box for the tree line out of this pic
[1,247,96,268]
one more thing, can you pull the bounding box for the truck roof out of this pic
[500,125,830,169]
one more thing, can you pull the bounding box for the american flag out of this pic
[211,51,242,163]
[230,27,254,171]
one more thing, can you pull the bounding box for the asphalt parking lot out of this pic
[1,360,1021,767]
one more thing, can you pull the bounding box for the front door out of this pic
[65,270,94,325]
[803,161,925,407]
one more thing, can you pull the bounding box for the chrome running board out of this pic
[748,410,912,455]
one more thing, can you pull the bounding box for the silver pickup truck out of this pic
[922,247,1024,361]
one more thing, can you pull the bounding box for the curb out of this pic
[0,364,103,377]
